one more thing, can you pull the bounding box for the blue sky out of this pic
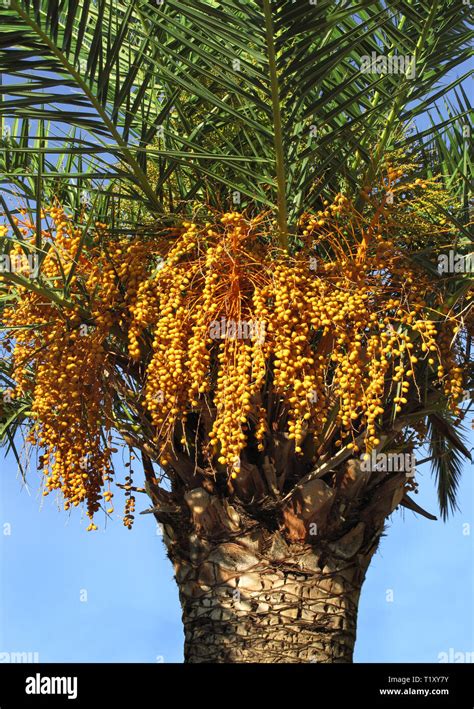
[0,428,472,663]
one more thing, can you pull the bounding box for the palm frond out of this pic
[0,0,471,231]
[427,411,472,520]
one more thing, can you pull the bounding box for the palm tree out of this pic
[0,0,472,663]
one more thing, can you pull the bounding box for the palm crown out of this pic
[1,1,472,218]
[0,0,472,520]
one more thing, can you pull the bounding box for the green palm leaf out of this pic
[0,0,472,236]
[427,412,472,520]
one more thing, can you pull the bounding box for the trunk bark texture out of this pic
[174,535,373,663]
[150,452,408,663]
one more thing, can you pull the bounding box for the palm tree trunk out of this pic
[153,456,403,663]
[169,529,378,663]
